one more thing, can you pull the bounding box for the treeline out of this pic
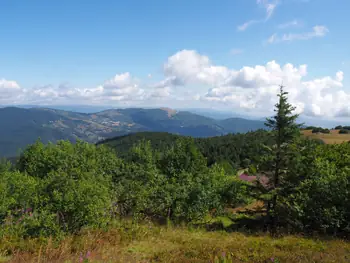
[303,126,331,134]
[335,125,350,130]
[303,125,350,134]
[99,129,275,172]
[1,134,349,239]
[335,126,350,134]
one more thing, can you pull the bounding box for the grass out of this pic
[1,221,349,263]
[302,129,350,144]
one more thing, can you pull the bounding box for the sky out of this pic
[1,0,350,119]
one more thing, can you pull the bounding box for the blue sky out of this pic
[1,0,350,119]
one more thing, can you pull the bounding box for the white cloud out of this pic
[238,0,279,31]
[1,73,146,105]
[1,49,349,118]
[257,0,279,20]
[98,72,144,101]
[278,19,302,29]
[158,50,348,118]
[163,50,231,87]
[268,25,329,43]
[0,79,23,103]
[150,86,172,98]
[238,20,259,31]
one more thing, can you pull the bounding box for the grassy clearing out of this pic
[1,222,349,263]
[302,129,350,144]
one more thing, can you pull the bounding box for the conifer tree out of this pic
[264,85,301,234]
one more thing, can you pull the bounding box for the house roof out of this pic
[239,173,269,187]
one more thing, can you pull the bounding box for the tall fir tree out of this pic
[264,85,301,235]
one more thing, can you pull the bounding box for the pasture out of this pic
[302,129,350,144]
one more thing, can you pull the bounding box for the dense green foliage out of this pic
[281,142,350,235]
[100,129,274,171]
[1,141,119,237]
[303,126,330,133]
[0,138,249,238]
[1,133,349,239]
[311,127,330,134]
[335,125,350,130]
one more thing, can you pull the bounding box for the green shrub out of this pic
[0,140,119,237]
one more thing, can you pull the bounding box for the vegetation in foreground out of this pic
[2,221,350,263]
[1,87,349,262]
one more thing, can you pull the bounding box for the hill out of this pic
[0,107,265,157]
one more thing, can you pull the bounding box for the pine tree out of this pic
[264,85,301,235]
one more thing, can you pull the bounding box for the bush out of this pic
[312,127,330,134]
[0,140,120,237]
[113,139,249,223]
[282,142,350,235]
[339,129,350,134]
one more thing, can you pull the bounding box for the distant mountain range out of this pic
[0,106,266,157]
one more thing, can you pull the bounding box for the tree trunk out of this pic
[264,201,271,232]
[270,149,280,235]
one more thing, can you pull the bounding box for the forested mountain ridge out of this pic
[98,130,275,170]
[0,106,265,157]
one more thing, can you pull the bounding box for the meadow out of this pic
[2,221,350,263]
[302,129,350,144]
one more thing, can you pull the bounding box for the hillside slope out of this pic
[0,107,265,157]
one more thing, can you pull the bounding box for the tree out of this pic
[0,158,11,174]
[282,142,350,235]
[264,85,301,234]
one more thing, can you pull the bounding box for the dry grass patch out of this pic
[1,223,349,263]
[302,129,350,144]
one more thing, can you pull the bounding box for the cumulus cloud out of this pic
[158,50,348,118]
[150,86,172,98]
[163,50,231,87]
[97,72,144,101]
[0,73,146,105]
[238,0,279,31]
[268,25,329,43]
[0,79,23,103]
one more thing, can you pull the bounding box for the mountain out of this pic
[0,106,265,157]
[218,118,267,133]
